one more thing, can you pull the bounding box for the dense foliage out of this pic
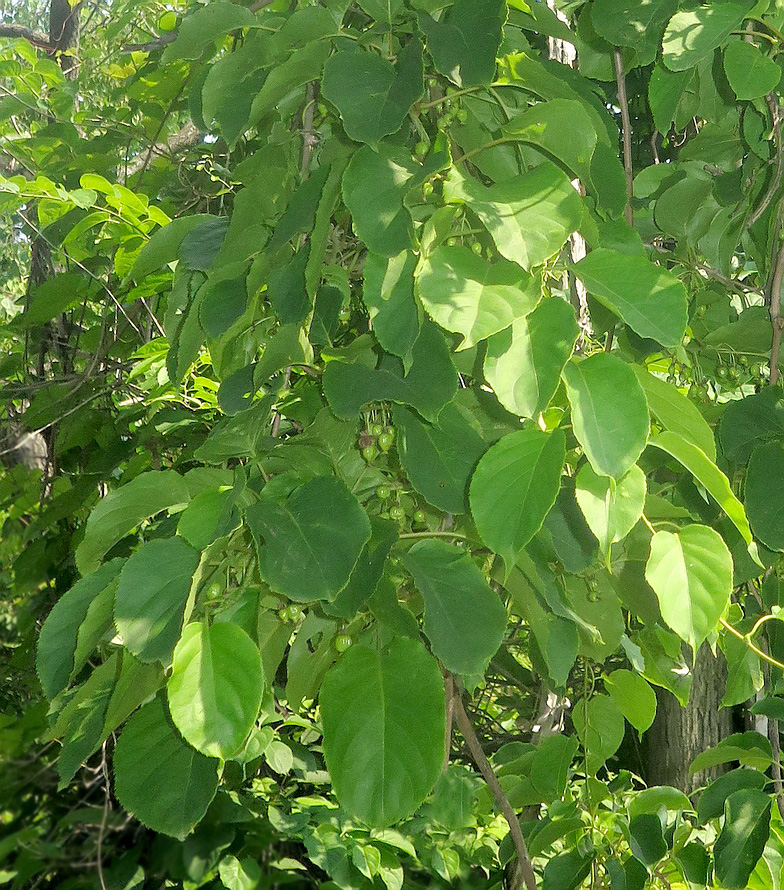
[6,0,784,888]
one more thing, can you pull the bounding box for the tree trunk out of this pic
[646,645,732,793]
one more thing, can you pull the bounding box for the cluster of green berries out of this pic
[360,423,395,463]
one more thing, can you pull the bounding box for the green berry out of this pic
[377,432,394,452]
[370,423,384,437]
[422,181,434,198]
[471,241,483,256]
[446,237,459,247]
[377,485,391,500]
[362,444,379,463]
[457,108,468,124]
[207,583,222,598]
[334,633,353,653]
[390,506,405,522]
[339,309,351,322]
[414,510,427,524]
[158,11,177,31]
[415,140,429,158]
[716,366,728,381]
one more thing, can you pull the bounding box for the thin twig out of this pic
[720,617,784,671]
[613,48,634,228]
[443,673,454,772]
[767,219,784,385]
[749,93,784,227]
[452,681,538,890]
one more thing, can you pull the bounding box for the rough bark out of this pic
[646,645,732,793]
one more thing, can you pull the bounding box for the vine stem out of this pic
[398,530,467,540]
[719,617,784,670]
[749,93,783,228]
[451,681,538,890]
[613,48,634,228]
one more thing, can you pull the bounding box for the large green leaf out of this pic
[161,0,256,63]
[416,246,540,350]
[484,296,578,420]
[114,538,200,663]
[392,403,486,514]
[342,145,416,256]
[402,539,507,676]
[604,669,657,733]
[418,0,505,87]
[572,694,625,774]
[745,441,784,551]
[575,463,646,557]
[632,366,716,461]
[129,215,218,281]
[321,41,424,144]
[167,622,263,760]
[662,2,757,71]
[724,40,782,101]
[113,698,220,840]
[563,354,650,480]
[719,386,784,465]
[591,0,678,57]
[320,638,445,827]
[76,471,191,575]
[363,251,421,368]
[444,162,583,272]
[246,476,371,602]
[574,249,688,347]
[650,431,755,548]
[37,559,123,700]
[690,732,772,775]
[714,789,772,889]
[645,525,733,653]
[698,769,768,824]
[322,321,458,422]
[470,428,566,573]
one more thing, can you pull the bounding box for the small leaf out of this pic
[320,638,445,827]
[114,538,200,663]
[573,694,625,774]
[363,251,421,367]
[575,463,646,556]
[714,789,771,889]
[645,525,733,654]
[745,441,784,551]
[246,476,371,602]
[698,769,767,824]
[724,40,782,100]
[604,669,657,733]
[563,354,649,480]
[167,622,263,759]
[75,471,191,575]
[470,428,566,573]
[161,0,255,63]
[629,814,667,866]
[484,297,579,420]
[113,698,220,840]
[690,732,772,775]
[402,539,507,676]
[663,2,758,71]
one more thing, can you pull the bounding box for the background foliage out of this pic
[4,0,784,888]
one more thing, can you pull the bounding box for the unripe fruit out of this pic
[377,485,391,500]
[422,181,434,198]
[158,11,177,31]
[334,633,353,653]
[415,141,429,158]
[390,506,405,521]
[457,109,468,123]
[446,237,459,247]
[370,423,384,437]
[471,242,483,256]
[361,444,378,463]
[414,510,427,524]
[377,432,394,452]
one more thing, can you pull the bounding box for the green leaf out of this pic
[470,428,566,573]
[418,0,506,87]
[393,404,485,514]
[530,734,578,803]
[591,0,678,57]
[103,650,164,736]
[402,539,507,676]
[632,366,716,461]
[24,272,89,325]
[76,471,191,575]
[246,476,371,602]
[575,463,645,558]
[363,251,421,368]
[167,622,263,760]
[629,814,667,866]
[130,216,217,281]
[322,321,458,422]
[322,40,424,144]
[719,386,784,465]
[698,769,767,824]
[219,856,262,890]
[177,487,238,551]
[444,162,583,272]
[645,525,733,653]
[573,694,625,774]
[161,0,256,63]
[714,789,772,889]
[662,2,758,72]
[113,698,220,840]
[574,249,688,347]
[416,246,540,350]
[199,274,247,338]
[721,629,764,708]
[114,538,200,663]
[320,637,445,827]
[604,669,657,733]
[342,144,416,257]
[724,40,782,101]
[37,559,123,700]
[690,731,772,775]
[267,248,309,326]
[542,850,594,890]
[484,297,579,420]
[563,354,649,480]
[248,40,331,127]
[628,785,692,819]
[650,431,755,549]
[746,441,784,551]
[357,0,406,24]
